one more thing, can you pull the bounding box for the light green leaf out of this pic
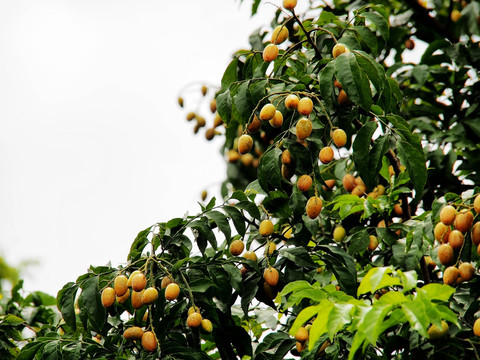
[327,303,354,340]
[308,300,334,350]
[422,283,456,301]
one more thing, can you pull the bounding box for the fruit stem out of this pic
[291,9,322,59]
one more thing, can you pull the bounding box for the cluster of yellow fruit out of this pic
[186,305,213,333]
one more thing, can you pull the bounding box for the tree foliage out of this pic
[3,0,480,359]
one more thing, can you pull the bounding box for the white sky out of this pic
[0,0,278,295]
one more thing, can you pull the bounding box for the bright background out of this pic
[0,0,280,296]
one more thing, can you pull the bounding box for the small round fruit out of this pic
[247,116,262,133]
[451,9,461,22]
[201,189,208,201]
[142,287,159,305]
[393,203,403,217]
[459,262,475,282]
[281,149,293,166]
[428,321,449,340]
[229,239,245,256]
[368,235,379,251]
[448,229,464,250]
[260,103,277,121]
[283,0,297,10]
[285,94,299,110]
[332,43,348,58]
[131,289,144,309]
[161,276,173,289]
[165,283,180,301]
[187,312,203,328]
[295,326,309,342]
[132,273,147,292]
[188,305,200,316]
[306,196,323,219]
[296,118,313,140]
[443,266,459,286]
[297,97,314,116]
[474,194,480,214]
[101,287,115,308]
[186,112,196,121]
[474,318,480,337]
[434,222,451,243]
[205,128,216,141]
[238,134,253,155]
[243,251,258,262]
[201,318,213,333]
[228,150,241,163]
[263,44,279,62]
[260,219,274,237]
[201,85,208,96]
[472,222,480,246]
[438,244,454,266]
[267,241,277,255]
[297,175,313,192]
[210,99,217,113]
[264,267,279,287]
[241,153,254,167]
[127,270,142,287]
[114,275,128,297]
[116,288,130,304]
[342,174,356,192]
[351,185,366,197]
[332,129,347,148]
[323,179,336,191]
[123,326,144,340]
[454,210,474,232]
[269,110,284,128]
[319,146,334,164]
[338,89,350,105]
[440,205,457,225]
[333,226,347,243]
[271,25,289,45]
[296,341,307,353]
[213,113,223,127]
[178,96,184,107]
[142,331,157,352]
[405,39,415,50]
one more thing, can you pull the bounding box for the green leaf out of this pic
[222,206,246,237]
[289,304,323,337]
[56,282,78,331]
[279,280,312,296]
[362,11,389,41]
[279,247,316,268]
[347,229,370,255]
[128,226,151,261]
[78,276,106,332]
[221,58,238,91]
[422,283,456,301]
[327,303,354,339]
[401,298,429,338]
[1,314,25,326]
[17,342,45,360]
[397,270,417,293]
[188,278,215,292]
[308,300,334,350]
[258,147,282,191]
[352,121,377,189]
[397,140,427,205]
[361,303,393,345]
[222,263,243,293]
[319,61,335,109]
[354,50,385,95]
[352,26,378,56]
[206,210,231,241]
[216,90,232,125]
[357,267,401,297]
[235,200,260,220]
[318,246,357,297]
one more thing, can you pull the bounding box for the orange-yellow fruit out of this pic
[459,262,475,282]
[319,146,334,164]
[132,273,147,292]
[428,321,449,340]
[260,219,274,237]
[238,134,253,155]
[285,94,299,110]
[264,267,279,287]
[297,97,314,116]
[474,318,480,337]
[393,203,403,217]
[263,282,278,299]
[333,226,347,243]
[213,113,224,127]
[332,43,348,58]
[438,244,454,266]
[123,326,144,340]
[323,178,336,190]
[283,0,297,10]
[178,97,184,107]
[472,222,480,246]
[131,289,144,309]
[297,175,313,192]
[342,174,356,192]
[186,112,196,121]
[116,288,130,304]
[338,89,349,105]
[260,103,277,121]
[267,241,277,255]
[269,110,284,128]
[127,270,142,287]
[241,153,254,167]
[405,39,415,50]
[334,79,342,89]
[240,266,249,276]
[228,150,241,163]
[161,276,173,289]
[368,235,379,251]
[351,184,367,197]
[263,44,279,62]
[474,194,480,214]
[101,287,115,308]
[201,318,213,333]
[141,331,157,352]
[296,341,307,353]
[142,287,159,305]
[454,210,474,232]
[332,129,347,148]
[247,116,262,133]
[434,222,451,243]
[243,250,258,262]
[188,305,200,316]
[306,196,323,219]
[165,283,180,301]
[425,256,436,271]
[114,275,128,297]
[448,229,464,250]
[443,266,459,286]
[281,149,293,166]
[210,99,217,113]
[271,25,289,44]
[281,164,294,180]
[440,205,457,225]
[296,118,313,140]
[295,326,309,342]
[205,128,216,141]
[201,85,208,96]
[451,9,461,22]
[229,239,245,256]
[187,312,203,328]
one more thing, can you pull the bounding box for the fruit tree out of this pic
[4,0,480,359]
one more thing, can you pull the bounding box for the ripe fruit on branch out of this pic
[332,129,347,147]
[131,290,144,309]
[474,194,480,213]
[474,318,480,337]
[459,262,475,282]
[269,110,283,128]
[142,287,159,305]
[238,134,253,155]
[201,85,208,96]
[443,266,459,286]
[283,0,297,11]
[281,149,293,166]
[285,94,299,110]
[127,270,142,288]
[454,210,474,232]
[428,321,449,340]
[178,97,184,107]
[188,305,200,316]
[297,97,313,116]
[338,89,350,105]
[116,288,130,304]
[440,205,457,225]
[295,326,309,342]
[229,239,245,256]
[448,229,464,250]
[267,241,277,255]
[260,103,277,121]
[297,175,313,192]
[271,25,289,45]
[210,99,217,113]
[187,312,203,328]
[332,43,349,58]
[101,287,115,308]
[247,116,262,133]
[319,146,334,164]
[334,79,342,89]
[333,226,347,243]
[243,250,258,262]
[368,235,379,251]
[264,267,279,287]
[405,39,415,50]
[472,222,480,246]
[132,273,147,292]
[451,9,461,22]
[306,196,323,219]
[434,222,451,243]
[123,326,144,340]
[161,276,173,289]
[141,331,157,352]
[296,118,313,140]
[201,319,213,333]
[323,178,336,190]
[260,219,274,237]
[263,44,279,62]
[165,283,180,301]
[342,174,356,192]
[438,243,454,266]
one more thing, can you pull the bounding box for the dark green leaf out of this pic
[222,205,246,237]
[206,210,231,241]
[258,147,283,191]
[352,121,377,189]
[56,282,78,331]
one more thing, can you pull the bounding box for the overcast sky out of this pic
[0,0,280,295]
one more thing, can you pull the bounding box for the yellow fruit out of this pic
[474,318,480,337]
[188,305,200,316]
[260,103,277,121]
[229,239,245,256]
[132,273,147,292]
[459,262,475,281]
[241,153,254,167]
[260,219,274,237]
[296,340,307,353]
[368,235,379,251]
[472,222,480,246]
[127,270,142,287]
[161,276,173,289]
[351,185,366,197]
[297,97,314,116]
[238,134,253,155]
[178,97,184,107]
[283,0,297,10]
[267,241,277,255]
[187,312,203,328]
[263,44,279,62]
[243,251,257,262]
[247,115,262,133]
[123,326,144,340]
[264,267,279,287]
[228,150,241,162]
[142,331,157,352]
[271,25,289,45]
[297,175,313,192]
[101,287,115,308]
[296,118,313,140]
[332,129,347,148]
[201,85,208,96]
[281,149,293,166]
[338,89,349,105]
[474,194,480,213]
[438,244,454,266]
[451,9,461,22]
[131,289,144,309]
[142,287,159,305]
[323,179,336,191]
[306,196,323,219]
[269,110,284,128]
[454,210,474,232]
[393,203,403,217]
[201,318,213,333]
[186,112,196,121]
[319,146,334,164]
[114,275,128,297]
[295,326,309,342]
[434,222,451,243]
[205,128,216,141]
[201,189,208,201]
[333,226,347,243]
[282,226,292,239]
[332,43,348,58]
[116,288,130,304]
[443,266,459,285]
[165,283,180,301]
[210,99,217,113]
[440,205,457,225]
[448,229,464,250]
[376,184,386,195]
[428,321,449,340]
[342,174,356,192]
[285,94,299,110]
[213,113,224,127]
